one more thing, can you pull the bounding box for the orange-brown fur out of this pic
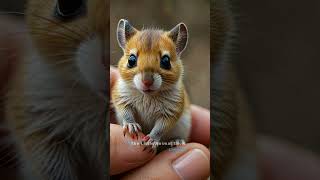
[112,21,191,151]
[118,30,182,91]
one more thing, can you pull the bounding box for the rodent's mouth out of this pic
[140,88,157,94]
[143,89,154,93]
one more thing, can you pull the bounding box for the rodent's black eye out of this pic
[127,54,137,68]
[160,55,171,70]
[55,0,85,20]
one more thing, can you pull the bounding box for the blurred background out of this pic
[0,1,25,179]
[0,0,210,121]
[2,0,320,177]
[110,0,210,109]
[0,1,209,178]
[0,1,24,12]
[237,1,320,154]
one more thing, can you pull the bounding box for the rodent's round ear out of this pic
[168,23,188,56]
[117,19,137,50]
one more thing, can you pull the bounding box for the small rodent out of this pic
[5,0,108,180]
[111,19,191,152]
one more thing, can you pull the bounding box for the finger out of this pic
[122,143,210,180]
[110,66,119,89]
[190,105,210,146]
[110,68,210,141]
[258,136,320,180]
[109,68,210,145]
[109,67,119,124]
[110,124,155,175]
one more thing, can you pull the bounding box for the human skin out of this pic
[1,17,320,180]
[0,17,210,179]
[110,67,210,179]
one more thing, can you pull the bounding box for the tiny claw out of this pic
[123,131,126,137]
[135,132,139,140]
[143,146,148,151]
[142,135,150,142]
[148,148,153,153]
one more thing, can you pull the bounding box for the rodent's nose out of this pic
[141,73,154,88]
[142,79,153,88]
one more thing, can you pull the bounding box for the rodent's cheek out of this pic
[119,67,136,82]
[152,73,162,90]
[133,73,162,91]
[162,63,181,86]
[160,71,178,85]
[118,59,135,82]
[133,73,142,90]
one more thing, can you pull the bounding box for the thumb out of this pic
[110,124,155,175]
[110,66,119,89]
[122,143,210,180]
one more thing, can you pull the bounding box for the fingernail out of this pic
[172,149,210,180]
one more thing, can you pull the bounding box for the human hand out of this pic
[110,67,210,179]
[3,19,320,180]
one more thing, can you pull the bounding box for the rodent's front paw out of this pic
[142,135,160,153]
[122,122,142,140]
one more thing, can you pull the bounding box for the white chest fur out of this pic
[116,78,184,133]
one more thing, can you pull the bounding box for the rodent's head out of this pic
[116,19,188,94]
[26,0,109,95]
